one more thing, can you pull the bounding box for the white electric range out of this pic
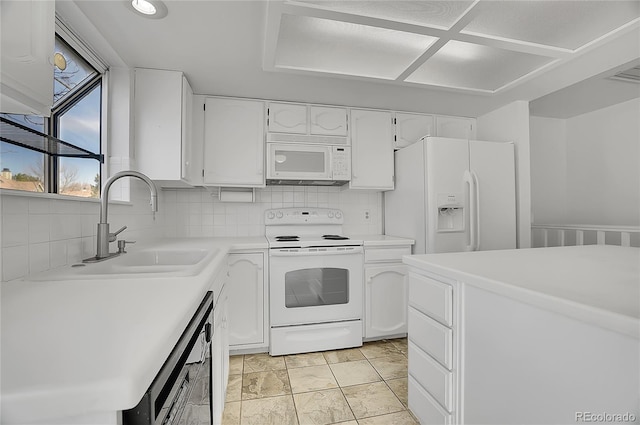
[265,208,364,356]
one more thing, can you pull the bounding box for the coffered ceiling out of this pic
[264,0,640,93]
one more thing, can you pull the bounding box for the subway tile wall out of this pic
[1,184,382,281]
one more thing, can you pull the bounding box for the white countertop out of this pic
[349,234,415,247]
[403,245,640,339]
[1,237,267,424]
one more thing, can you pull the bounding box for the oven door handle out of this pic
[270,247,363,257]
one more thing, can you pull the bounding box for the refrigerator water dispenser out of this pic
[437,193,464,232]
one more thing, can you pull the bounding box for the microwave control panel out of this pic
[332,147,351,180]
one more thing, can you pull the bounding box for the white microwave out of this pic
[266,142,351,185]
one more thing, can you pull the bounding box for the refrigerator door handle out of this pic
[471,171,480,251]
[463,170,476,251]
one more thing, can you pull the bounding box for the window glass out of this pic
[0,114,46,192]
[57,83,101,197]
[53,37,98,105]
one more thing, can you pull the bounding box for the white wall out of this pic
[530,98,640,227]
[529,116,567,224]
[476,101,532,248]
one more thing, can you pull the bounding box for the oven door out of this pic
[269,246,363,327]
[267,143,332,180]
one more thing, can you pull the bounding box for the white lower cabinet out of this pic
[364,245,411,340]
[227,252,268,351]
[408,269,458,424]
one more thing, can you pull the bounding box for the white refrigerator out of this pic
[385,136,517,254]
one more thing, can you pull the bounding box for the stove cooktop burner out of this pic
[275,235,300,241]
[322,235,349,240]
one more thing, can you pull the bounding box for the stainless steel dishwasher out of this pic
[123,292,213,425]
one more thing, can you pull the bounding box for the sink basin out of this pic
[28,248,217,281]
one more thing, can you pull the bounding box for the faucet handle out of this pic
[117,239,136,254]
[108,225,127,242]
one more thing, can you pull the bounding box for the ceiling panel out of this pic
[462,1,640,50]
[289,0,474,29]
[406,40,555,91]
[274,14,437,79]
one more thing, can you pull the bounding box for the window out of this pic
[0,33,104,198]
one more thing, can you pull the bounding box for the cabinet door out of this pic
[181,76,194,182]
[204,98,265,187]
[395,112,434,149]
[212,286,228,425]
[365,264,408,338]
[310,106,348,136]
[0,0,54,116]
[435,116,476,139]
[350,109,394,190]
[134,68,187,182]
[227,253,265,347]
[268,102,307,134]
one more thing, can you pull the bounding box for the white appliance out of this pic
[265,208,364,356]
[385,136,516,254]
[266,135,351,185]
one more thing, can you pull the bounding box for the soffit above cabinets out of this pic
[264,0,640,94]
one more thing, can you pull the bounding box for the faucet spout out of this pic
[89,171,158,261]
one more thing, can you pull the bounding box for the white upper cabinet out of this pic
[309,105,348,136]
[204,97,265,187]
[134,68,194,187]
[350,109,394,190]
[435,116,476,139]
[268,102,307,134]
[394,112,434,149]
[0,0,54,116]
[268,102,348,137]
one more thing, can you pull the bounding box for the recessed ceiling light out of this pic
[125,0,168,19]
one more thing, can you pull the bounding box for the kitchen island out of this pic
[0,237,267,425]
[404,245,639,425]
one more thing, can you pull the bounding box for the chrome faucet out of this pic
[83,170,158,262]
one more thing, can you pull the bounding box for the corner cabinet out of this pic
[0,0,55,116]
[133,68,195,187]
[203,97,265,187]
[364,245,411,340]
[350,109,395,190]
[226,252,268,352]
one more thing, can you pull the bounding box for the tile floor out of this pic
[221,338,417,425]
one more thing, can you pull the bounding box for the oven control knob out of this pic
[327,211,334,218]
[267,212,275,219]
[276,211,284,219]
[335,211,342,219]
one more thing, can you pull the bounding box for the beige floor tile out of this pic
[242,369,291,400]
[323,347,366,364]
[285,352,327,369]
[357,410,418,425]
[229,355,244,375]
[226,374,242,402]
[341,381,405,419]
[368,353,408,380]
[385,378,408,407]
[241,395,298,425]
[359,341,400,360]
[328,360,381,387]
[293,388,355,425]
[221,401,241,425]
[332,422,358,425]
[287,364,338,393]
[389,338,408,355]
[244,352,286,373]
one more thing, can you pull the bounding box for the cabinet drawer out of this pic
[408,376,452,425]
[364,246,411,263]
[409,342,453,411]
[409,307,452,369]
[409,273,453,327]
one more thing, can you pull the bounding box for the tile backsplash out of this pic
[1,184,381,281]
